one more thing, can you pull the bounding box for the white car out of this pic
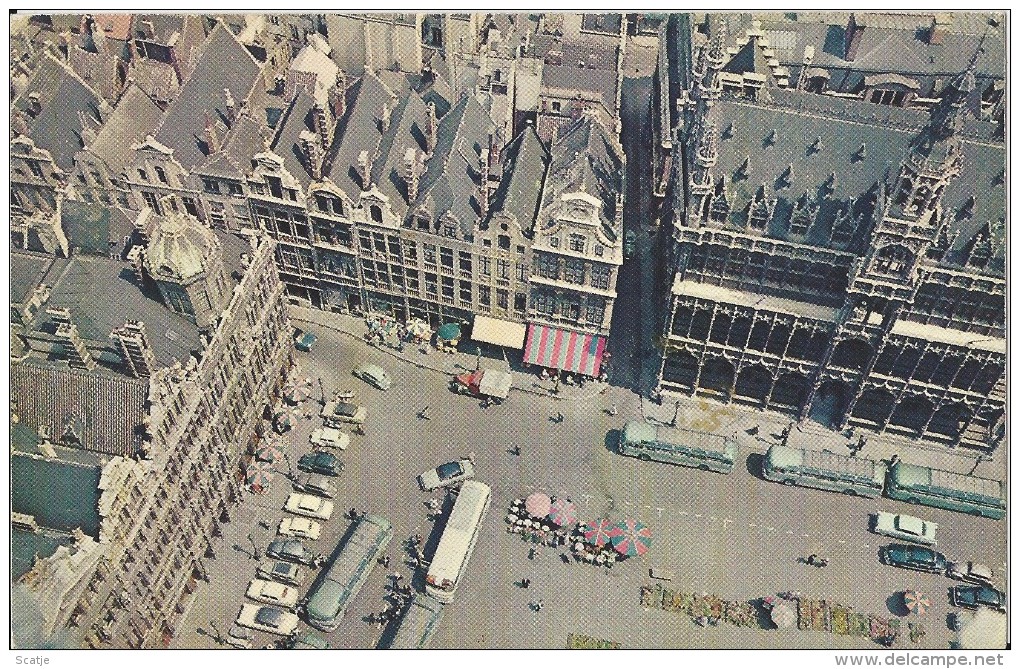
[285,493,334,520]
[320,400,367,426]
[310,427,350,450]
[278,516,322,540]
[871,512,938,546]
[245,579,300,609]
[418,458,476,491]
[948,561,995,586]
[235,603,299,636]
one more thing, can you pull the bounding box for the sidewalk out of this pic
[288,306,611,404]
[641,391,1005,482]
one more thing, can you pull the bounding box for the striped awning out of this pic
[523,324,606,376]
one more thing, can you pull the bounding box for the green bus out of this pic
[304,514,393,632]
[388,593,445,649]
[885,462,1005,520]
[762,444,886,498]
[618,421,738,474]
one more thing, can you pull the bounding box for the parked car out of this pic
[236,603,299,636]
[257,560,306,587]
[278,516,322,540]
[947,561,995,586]
[294,330,317,352]
[288,631,331,649]
[293,473,337,498]
[320,400,367,426]
[879,543,948,574]
[298,451,344,477]
[623,229,636,259]
[353,363,393,390]
[418,458,476,491]
[245,579,300,609]
[310,427,350,450]
[949,585,1006,612]
[285,493,334,520]
[871,512,938,546]
[266,539,317,566]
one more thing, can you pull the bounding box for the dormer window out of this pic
[370,205,383,223]
[138,168,149,182]
[202,178,220,194]
[568,234,585,253]
[444,224,457,238]
[550,236,560,248]
[154,166,168,184]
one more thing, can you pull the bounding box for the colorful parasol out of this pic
[254,442,283,463]
[283,377,314,404]
[524,492,552,518]
[407,319,431,339]
[245,460,274,493]
[583,518,615,547]
[771,602,797,628]
[609,519,653,557]
[273,409,297,434]
[437,323,462,341]
[903,590,931,615]
[547,498,578,527]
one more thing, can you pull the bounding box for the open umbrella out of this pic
[254,442,283,463]
[283,377,314,404]
[771,601,797,628]
[245,460,274,493]
[437,323,461,341]
[904,590,931,615]
[407,320,430,339]
[547,498,578,527]
[524,492,552,518]
[609,519,653,557]
[583,519,615,547]
[273,409,297,434]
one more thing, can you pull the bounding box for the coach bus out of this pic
[762,444,887,498]
[885,461,1005,520]
[425,480,491,604]
[388,593,445,649]
[618,421,738,474]
[303,514,393,631]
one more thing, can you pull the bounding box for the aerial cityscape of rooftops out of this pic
[9,10,1007,651]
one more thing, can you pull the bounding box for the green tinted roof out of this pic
[11,454,102,537]
[622,421,657,444]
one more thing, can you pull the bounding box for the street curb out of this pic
[289,312,612,404]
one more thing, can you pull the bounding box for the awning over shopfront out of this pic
[523,324,606,376]
[472,315,527,349]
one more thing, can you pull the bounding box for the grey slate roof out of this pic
[87,83,163,175]
[416,93,495,233]
[153,23,261,172]
[12,451,104,537]
[60,200,134,257]
[11,253,55,306]
[130,14,187,42]
[325,73,397,195]
[270,89,318,188]
[28,251,202,369]
[541,64,617,111]
[12,55,105,171]
[195,113,270,179]
[489,123,550,227]
[705,93,1004,273]
[543,115,623,231]
[371,92,431,218]
[11,360,148,458]
[11,529,74,581]
[664,14,695,131]
[723,35,779,85]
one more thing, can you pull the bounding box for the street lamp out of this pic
[282,453,294,480]
[247,533,260,560]
[208,620,224,645]
[318,377,326,407]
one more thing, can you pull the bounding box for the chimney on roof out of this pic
[844,13,865,61]
[425,101,437,154]
[300,130,323,180]
[141,19,156,40]
[111,321,156,378]
[27,91,42,116]
[312,102,331,150]
[403,147,423,202]
[203,111,220,154]
[357,150,371,190]
[224,88,237,127]
[48,307,97,371]
[78,110,97,147]
[330,69,347,119]
[929,13,952,45]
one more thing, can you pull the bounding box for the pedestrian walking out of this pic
[511,445,521,456]
[535,599,544,611]
[382,555,391,568]
[391,571,403,582]
[521,578,530,588]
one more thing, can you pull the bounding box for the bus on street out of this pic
[425,481,491,604]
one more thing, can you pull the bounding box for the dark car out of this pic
[950,585,1006,612]
[298,451,344,477]
[294,330,317,352]
[265,539,318,566]
[879,543,948,574]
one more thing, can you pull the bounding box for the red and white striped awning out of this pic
[523,324,606,376]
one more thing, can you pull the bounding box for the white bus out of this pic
[425,480,491,604]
